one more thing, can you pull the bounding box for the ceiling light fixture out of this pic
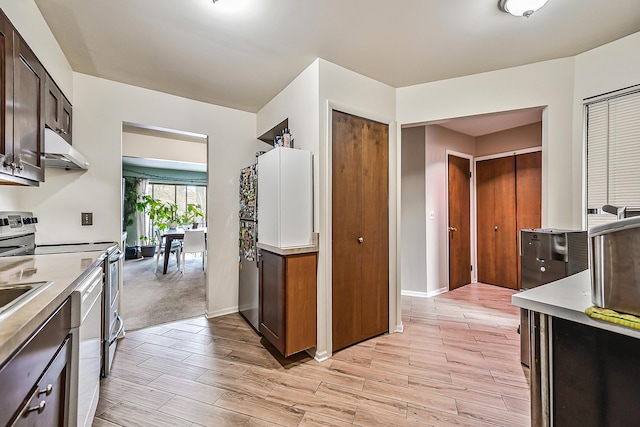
[499,0,548,18]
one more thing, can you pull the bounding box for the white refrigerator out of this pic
[258,147,313,248]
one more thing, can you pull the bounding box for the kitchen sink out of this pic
[0,281,51,317]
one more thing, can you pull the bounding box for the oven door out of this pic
[102,249,124,378]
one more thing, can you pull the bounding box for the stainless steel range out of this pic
[0,211,124,378]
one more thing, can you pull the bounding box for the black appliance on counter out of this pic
[519,228,588,367]
[0,211,123,377]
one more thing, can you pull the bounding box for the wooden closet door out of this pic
[332,110,389,352]
[476,159,498,285]
[360,118,389,340]
[493,157,517,289]
[516,151,542,288]
[448,155,471,290]
[476,156,517,289]
[332,111,363,351]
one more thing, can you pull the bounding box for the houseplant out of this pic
[180,203,205,228]
[139,234,158,258]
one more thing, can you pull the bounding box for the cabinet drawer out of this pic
[0,298,71,426]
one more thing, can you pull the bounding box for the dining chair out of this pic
[155,228,181,272]
[181,229,206,272]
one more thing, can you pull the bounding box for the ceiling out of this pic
[428,107,543,137]
[34,0,640,114]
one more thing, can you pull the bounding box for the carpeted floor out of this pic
[121,252,206,331]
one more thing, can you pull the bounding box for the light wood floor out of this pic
[93,283,530,426]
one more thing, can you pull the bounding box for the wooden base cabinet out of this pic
[0,298,71,426]
[259,249,317,357]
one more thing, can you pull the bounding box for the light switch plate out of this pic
[81,212,93,226]
[429,210,435,220]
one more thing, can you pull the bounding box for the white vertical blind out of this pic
[586,88,640,229]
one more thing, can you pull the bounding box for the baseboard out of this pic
[401,287,448,298]
[205,306,238,319]
[314,349,330,363]
[394,322,404,333]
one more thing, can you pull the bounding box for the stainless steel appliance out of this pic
[239,162,259,330]
[519,228,588,366]
[590,215,640,316]
[102,247,124,377]
[0,211,121,380]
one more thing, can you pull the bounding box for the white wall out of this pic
[425,125,475,295]
[257,59,320,220]
[400,126,426,295]
[318,59,398,358]
[573,31,640,228]
[476,122,542,158]
[64,73,260,318]
[0,0,74,209]
[122,131,207,164]
[397,58,576,230]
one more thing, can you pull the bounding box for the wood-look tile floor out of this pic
[93,283,530,426]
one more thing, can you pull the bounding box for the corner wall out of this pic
[397,57,576,230]
[573,31,640,228]
[424,125,475,294]
[400,127,427,295]
[318,59,398,358]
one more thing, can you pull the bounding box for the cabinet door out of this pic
[60,96,72,144]
[259,250,285,354]
[12,34,45,183]
[12,337,70,427]
[0,13,12,177]
[45,74,72,145]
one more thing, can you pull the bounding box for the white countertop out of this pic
[512,269,640,340]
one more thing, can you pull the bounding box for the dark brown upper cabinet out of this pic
[0,9,45,185]
[45,73,72,145]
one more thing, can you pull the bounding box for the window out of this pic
[586,86,640,229]
[148,183,207,222]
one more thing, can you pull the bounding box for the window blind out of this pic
[586,87,640,229]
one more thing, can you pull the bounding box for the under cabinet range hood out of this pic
[44,128,90,170]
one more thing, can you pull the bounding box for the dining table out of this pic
[161,227,207,274]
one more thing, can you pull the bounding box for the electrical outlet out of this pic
[81,212,93,226]
[429,210,435,220]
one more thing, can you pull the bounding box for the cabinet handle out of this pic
[358,237,364,243]
[26,400,46,414]
[38,384,53,396]
[494,225,499,231]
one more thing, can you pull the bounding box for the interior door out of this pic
[516,151,542,288]
[447,154,471,290]
[476,156,517,289]
[332,110,389,352]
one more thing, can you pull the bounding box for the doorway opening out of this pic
[120,122,209,331]
[400,107,544,297]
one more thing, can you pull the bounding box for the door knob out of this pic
[448,227,457,232]
[358,237,364,243]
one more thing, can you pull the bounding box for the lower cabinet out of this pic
[0,298,71,426]
[259,249,317,357]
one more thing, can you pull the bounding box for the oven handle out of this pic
[108,314,124,345]
[109,251,124,264]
